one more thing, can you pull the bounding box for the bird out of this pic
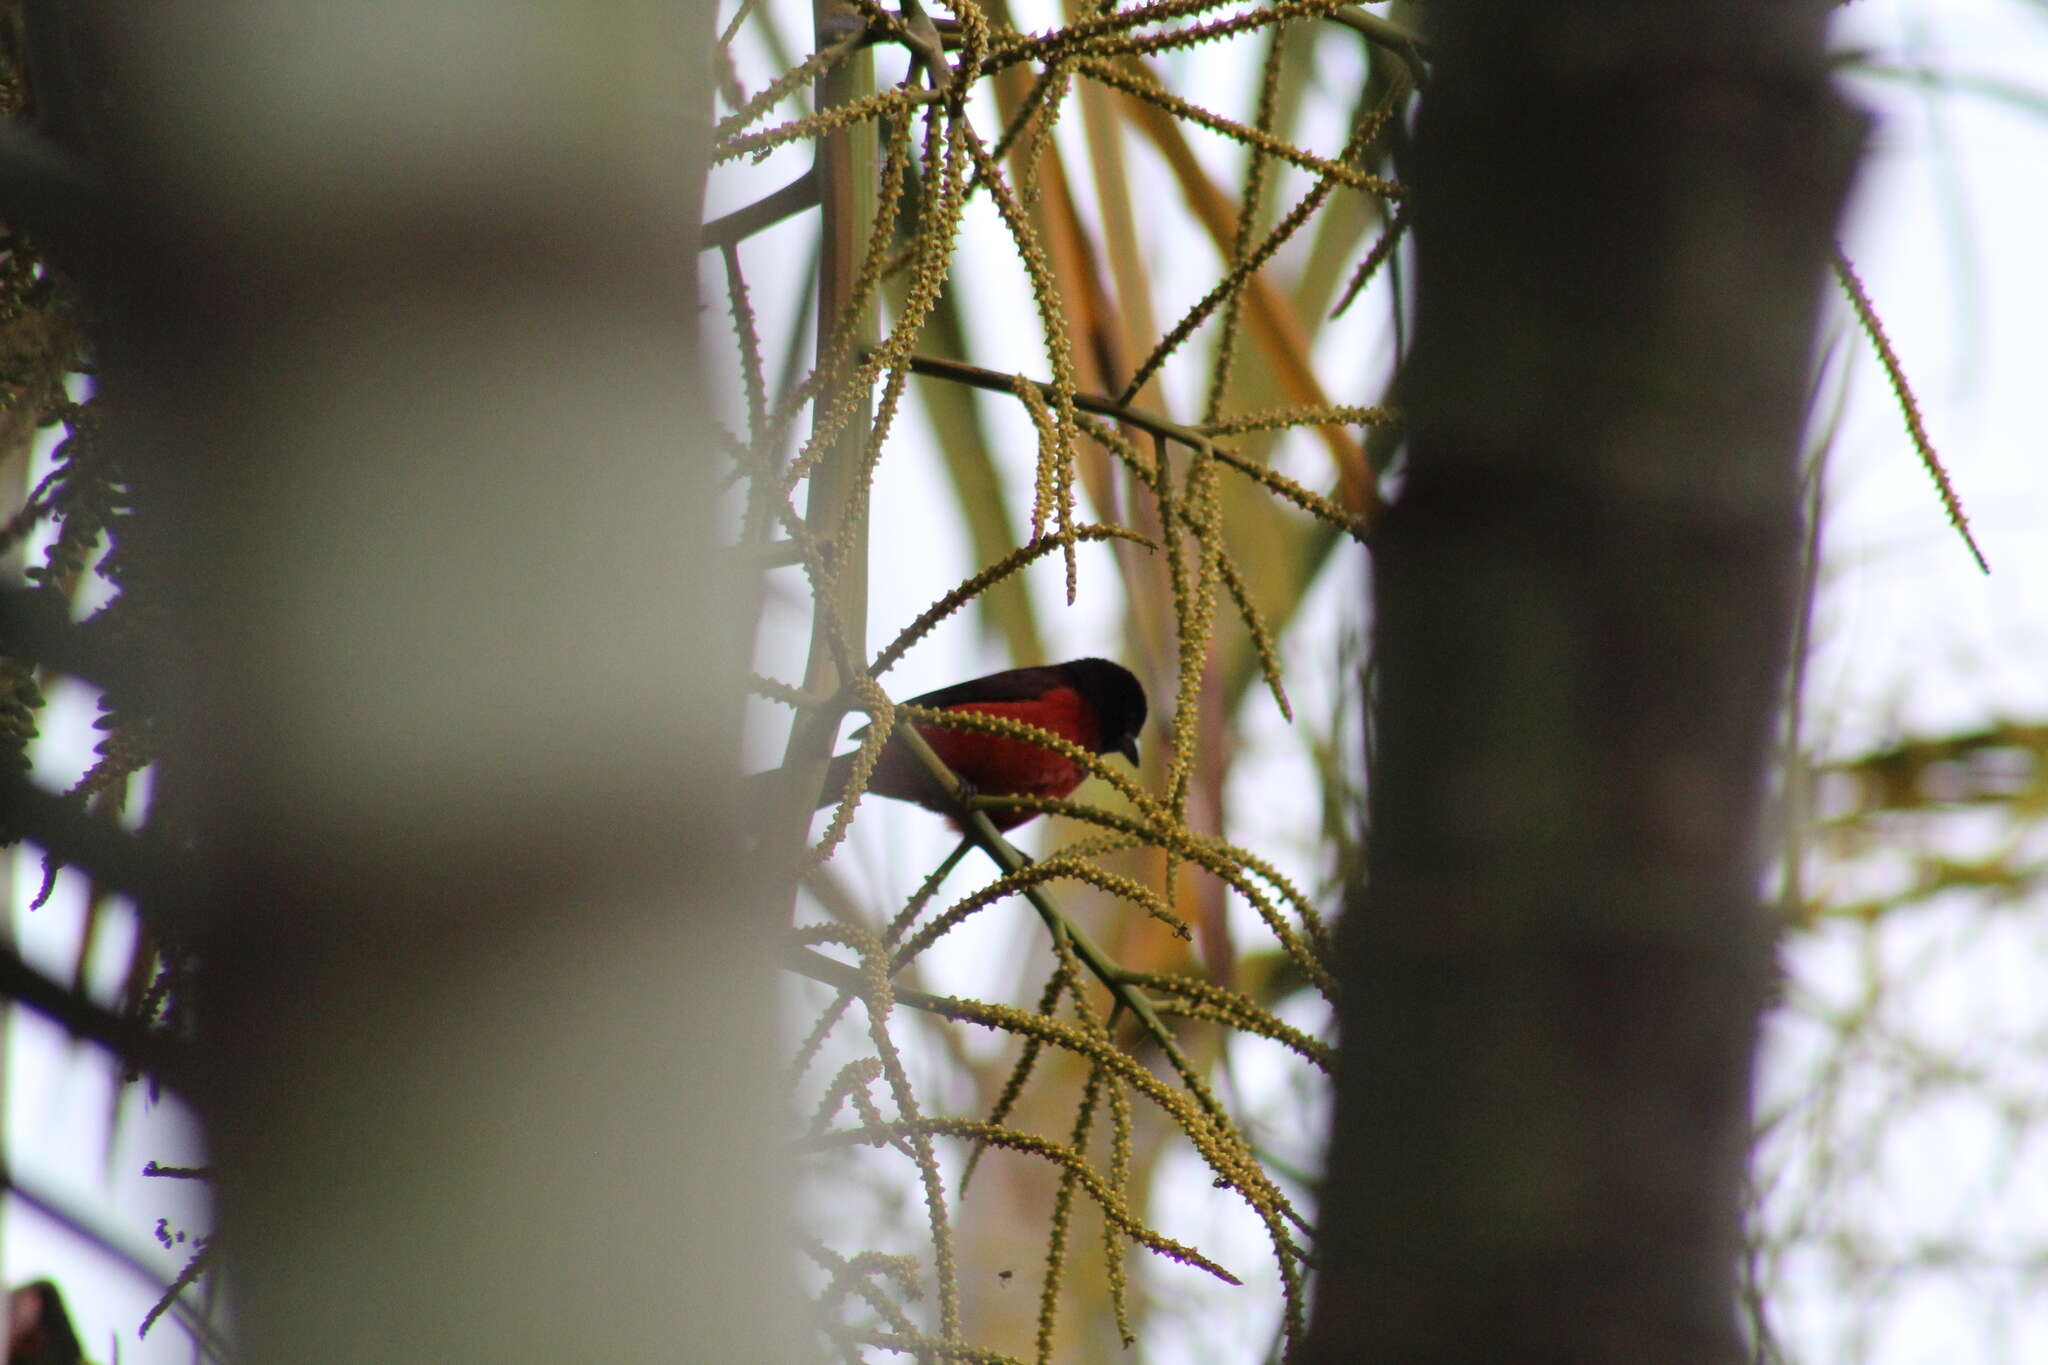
[801,658,1147,831]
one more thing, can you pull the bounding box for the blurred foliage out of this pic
[1746,719,2048,1362]
[0,4,214,1356]
[1733,16,2048,1360]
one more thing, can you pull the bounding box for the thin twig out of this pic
[702,170,821,251]
[1831,245,1988,574]
[895,351,1217,454]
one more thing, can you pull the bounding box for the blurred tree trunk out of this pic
[88,5,792,1361]
[1307,5,1860,1361]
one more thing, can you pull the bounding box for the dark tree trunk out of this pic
[1306,5,1860,1361]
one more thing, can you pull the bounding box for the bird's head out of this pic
[1066,658,1147,767]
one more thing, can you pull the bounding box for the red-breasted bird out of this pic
[806,658,1146,830]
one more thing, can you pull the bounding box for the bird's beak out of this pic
[1117,735,1140,766]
